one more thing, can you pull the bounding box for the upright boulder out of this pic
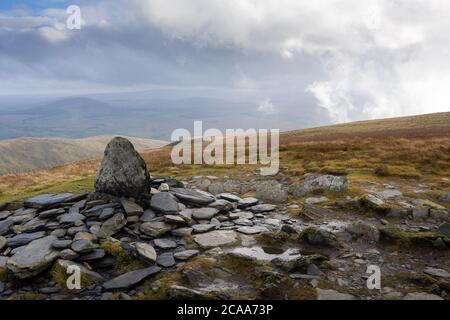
[94,137,151,197]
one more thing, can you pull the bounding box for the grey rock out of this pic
[0,219,13,236]
[301,227,339,247]
[237,226,269,235]
[94,137,151,197]
[171,188,215,206]
[0,210,12,220]
[58,213,86,227]
[59,249,79,260]
[6,236,58,279]
[135,242,157,263]
[154,238,177,249]
[234,218,253,226]
[120,199,144,216]
[39,208,65,219]
[169,285,208,299]
[150,192,179,214]
[229,211,254,220]
[52,239,73,250]
[103,266,161,290]
[171,227,193,237]
[192,224,216,233]
[140,209,156,222]
[156,252,176,267]
[78,249,106,262]
[24,193,74,209]
[174,250,199,261]
[403,292,443,300]
[424,267,450,279]
[194,230,239,249]
[305,196,329,205]
[71,239,98,253]
[316,288,355,300]
[255,180,288,203]
[14,217,47,233]
[249,204,276,213]
[6,231,46,248]
[99,207,115,220]
[208,182,225,195]
[208,199,234,212]
[164,215,187,226]
[218,193,242,202]
[294,175,348,197]
[140,221,173,237]
[345,221,380,242]
[97,213,126,239]
[237,197,259,209]
[192,207,219,220]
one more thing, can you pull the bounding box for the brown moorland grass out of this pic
[1,112,449,204]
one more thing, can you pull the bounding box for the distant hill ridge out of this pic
[0,135,168,175]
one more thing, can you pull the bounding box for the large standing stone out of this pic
[6,236,59,279]
[94,137,151,197]
[294,174,348,197]
[102,266,161,290]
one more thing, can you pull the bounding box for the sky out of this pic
[0,0,449,123]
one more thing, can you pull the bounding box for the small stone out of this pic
[59,249,79,260]
[193,230,239,249]
[218,193,242,202]
[0,219,14,236]
[97,213,127,239]
[403,292,443,300]
[58,213,86,227]
[237,226,268,235]
[156,252,176,267]
[171,188,215,206]
[51,239,73,250]
[192,207,219,220]
[316,288,355,300]
[249,204,276,213]
[140,209,156,222]
[424,267,450,279]
[24,193,74,209]
[140,221,174,237]
[154,238,177,249]
[159,183,170,191]
[135,243,157,263]
[255,180,288,203]
[194,221,219,233]
[121,199,144,216]
[164,215,187,225]
[174,250,199,261]
[71,239,98,254]
[150,192,180,214]
[6,231,46,248]
[237,198,259,209]
[78,249,106,262]
[39,208,65,219]
[171,228,193,237]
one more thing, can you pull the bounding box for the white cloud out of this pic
[257,98,277,115]
[133,0,450,121]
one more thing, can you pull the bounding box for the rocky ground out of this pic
[0,138,449,300]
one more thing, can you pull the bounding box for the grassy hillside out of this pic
[0,135,168,175]
[1,112,449,205]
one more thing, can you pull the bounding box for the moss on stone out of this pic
[380,227,443,248]
[100,240,144,274]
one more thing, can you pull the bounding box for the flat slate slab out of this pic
[193,230,239,249]
[24,193,74,209]
[102,266,161,290]
[171,188,215,206]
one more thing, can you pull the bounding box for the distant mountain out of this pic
[0,135,168,174]
[0,95,331,140]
